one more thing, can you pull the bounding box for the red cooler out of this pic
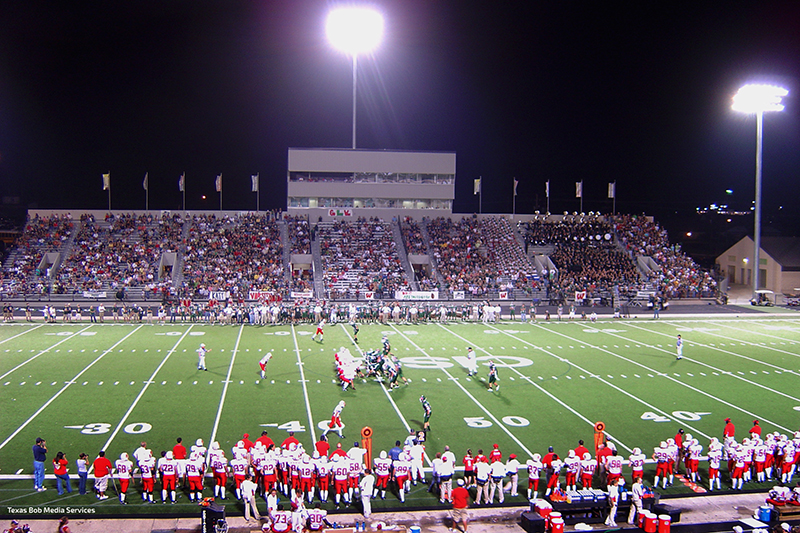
[547,512,562,531]
[551,518,564,533]
[644,512,658,533]
[658,514,671,533]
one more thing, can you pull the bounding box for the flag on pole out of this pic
[473,178,481,195]
[608,182,616,199]
[513,178,518,197]
[575,181,583,198]
[143,172,149,191]
[545,180,550,198]
[215,174,222,192]
[178,173,185,192]
[102,173,110,191]
[251,173,259,192]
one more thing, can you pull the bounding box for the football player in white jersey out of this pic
[114,453,133,504]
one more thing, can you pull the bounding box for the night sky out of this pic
[0,1,799,231]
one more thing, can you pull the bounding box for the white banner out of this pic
[394,290,438,300]
[364,292,375,300]
[328,209,352,217]
[452,291,465,300]
[575,291,586,303]
[291,291,314,299]
[209,291,230,301]
[248,291,274,301]
[499,291,509,300]
[82,291,107,299]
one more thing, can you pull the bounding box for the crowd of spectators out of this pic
[318,217,409,299]
[287,215,311,255]
[54,213,182,295]
[425,217,496,297]
[0,214,74,297]
[181,213,285,300]
[611,214,717,298]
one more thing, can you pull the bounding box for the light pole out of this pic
[326,7,384,149]
[732,84,787,297]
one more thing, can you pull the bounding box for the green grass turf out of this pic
[2,315,800,518]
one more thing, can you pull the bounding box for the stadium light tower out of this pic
[732,83,788,298]
[326,6,384,149]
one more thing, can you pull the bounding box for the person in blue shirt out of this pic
[32,437,47,491]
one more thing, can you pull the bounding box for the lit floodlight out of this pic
[327,7,384,55]
[732,84,788,113]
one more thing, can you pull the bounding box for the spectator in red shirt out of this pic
[257,430,275,449]
[723,418,735,438]
[281,432,300,450]
[53,451,72,495]
[749,420,762,437]
[451,478,470,532]
[575,440,590,461]
[315,435,331,458]
[489,444,502,464]
[92,450,113,500]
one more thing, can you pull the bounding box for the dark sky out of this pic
[0,1,799,225]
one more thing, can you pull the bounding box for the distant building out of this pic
[286,148,455,220]
[716,236,800,294]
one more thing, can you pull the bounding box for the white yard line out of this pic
[0,325,144,451]
[339,323,431,466]
[291,325,317,444]
[539,324,792,434]
[208,324,246,446]
[100,325,194,452]
[441,324,633,453]
[0,323,44,345]
[707,319,800,347]
[490,324,714,440]
[389,324,535,459]
[0,325,93,381]
[621,322,800,405]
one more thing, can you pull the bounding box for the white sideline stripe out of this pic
[708,319,800,348]
[442,324,632,453]
[0,323,44,346]
[542,325,791,435]
[0,325,144,451]
[100,325,194,453]
[209,324,246,446]
[339,323,432,467]
[500,325,713,441]
[389,323,535,459]
[0,325,93,382]
[623,322,800,404]
[291,325,317,444]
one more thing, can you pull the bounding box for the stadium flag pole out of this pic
[512,177,518,217]
[179,172,186,212]
[608,181,616,214]
[143,172,149,211]
[545,180,550,214]
[216,173,222,211]
[479,176,482,214]
[102,172,111,211]
[252,173,260,212]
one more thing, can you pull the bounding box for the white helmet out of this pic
[237,441,245,449]
[533,453,541,461]
[196,438,204,447]
[568,449,575,458]
[632,447,641,456]
[583,452,591,460]
[166,451,174,459]
[380,450,387,459]
[120,452,129,461]
[660,441,667,448]
[212,441,220,450]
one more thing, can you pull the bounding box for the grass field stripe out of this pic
[208,324,245,446]
[99,325,194,453]
[442,324,632,453]
[0,324,44,346]
[290,325,317,443]
[0,325,94,382]
[388,324,535,459]
[543,325,791,435]
[702,320,800,357]
[0,324,144,451]
[621,322,800,405]
[502,325,713,440]
[338,323,431,466]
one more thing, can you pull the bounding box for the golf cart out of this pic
[750,289,774,306]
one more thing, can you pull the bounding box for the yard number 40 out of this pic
[640,411,711,423]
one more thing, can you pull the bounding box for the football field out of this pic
[2,312,800,518]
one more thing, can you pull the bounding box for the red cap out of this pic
[753,420,759,425]
[243,433,249,439]
[493,444,499,448]
[509,454,517,459]
[725,418,731,422]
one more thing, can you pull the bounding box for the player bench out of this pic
[778,505,800,521]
